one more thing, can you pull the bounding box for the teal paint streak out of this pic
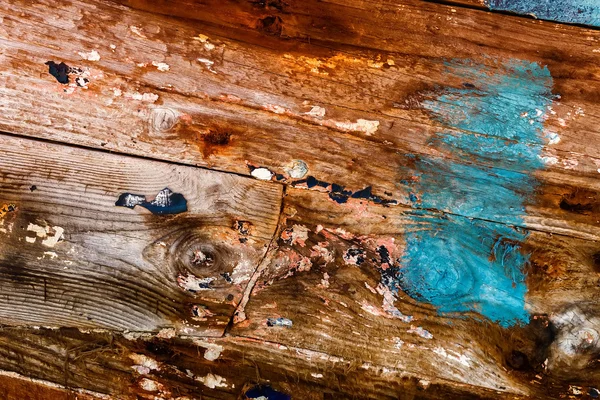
[486,0,600,27]
[396,59,554,327]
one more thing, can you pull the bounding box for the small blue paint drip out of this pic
[396,59,554,327]
[486,0,600,28]
[245,385,291,400]
[266,317,293,327]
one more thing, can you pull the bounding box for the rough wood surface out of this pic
[0,0,599,398]
[0,326,535,400]
[0,133,282,334]
[232,187,600,398]
[1,0,600,241]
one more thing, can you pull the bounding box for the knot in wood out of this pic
[150,107,178,132]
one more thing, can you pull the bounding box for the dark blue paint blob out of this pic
[115,188,187,215]
[294,176,396,206]
[45,61,70,84]
[245,385,291,400]
[590,388,600,398]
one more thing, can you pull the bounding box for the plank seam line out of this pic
[224,185,289,336]
[0,129,282,186]
[1,127,596,243]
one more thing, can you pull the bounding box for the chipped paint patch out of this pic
[334,119,380,136]
[26,223,64,247]
[151,61,170,71]
[193,34,216,50]
[196,373,228,389]
[281,224,309,247]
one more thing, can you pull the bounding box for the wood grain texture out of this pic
[231,187,600,398]
[0,133,282,334]
[1,0,600,241]
[0,326,539,400]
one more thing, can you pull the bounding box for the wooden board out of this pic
[1,0,600,242]
[231,187,600,398]
[0,326,537,400]
[0,133,282,334]
[0,0,599,398]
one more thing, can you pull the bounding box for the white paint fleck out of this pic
[130,25,147,38]
[130,353,160,375]
[407,325,433,339]
[433,347,471,367]
[251,167,274,180]
[197,58,217,73]
[78,50,100,61]
[310,373,324,378]
[264,104,287,114]
[545,131,560,145]
[127,92,159,103]
[539,155,559,165]
[152,61,170,72]
[196,373,228,389]
[139,378,160,392]
[192,339,224,361]
[177,274,216,292]
[335,119,380,135]
[110,44,116,50]
[305,106,326,118]
[393,337,404,349]
[112,88,122,97]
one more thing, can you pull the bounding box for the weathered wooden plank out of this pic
[0,133,282,334]
[231,187,600,398]
[0,326,542,399]
[442,0,600,28]
[1,0,600,242]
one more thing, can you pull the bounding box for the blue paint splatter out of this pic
[486,0,600,27]
[396,59,554,327]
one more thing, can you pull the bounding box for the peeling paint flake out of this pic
[151,61,170,71]
[334,119,380,136]
[78,50,100,61]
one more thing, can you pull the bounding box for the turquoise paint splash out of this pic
[396,59,554,327]
[486,0,600,27]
